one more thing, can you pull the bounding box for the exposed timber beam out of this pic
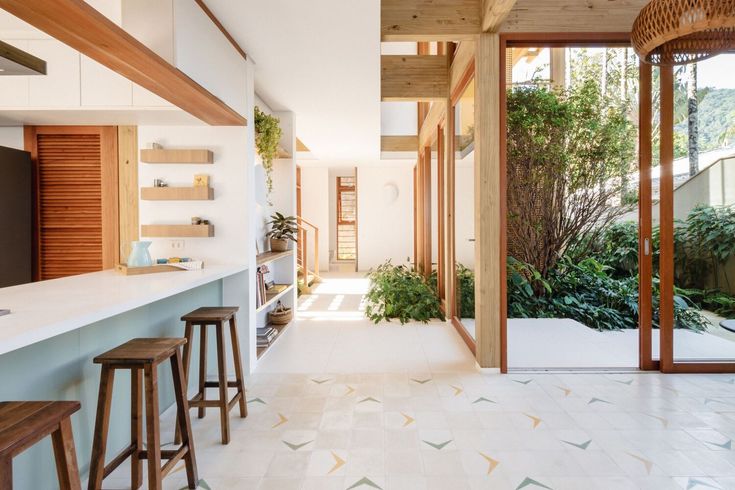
[381,0,482,41]
[0,0,247,126]
[500,0,648,33]
[450,41,476,98]
[482,0,517,32]
[382,55,449,101]
[381,135,419,152]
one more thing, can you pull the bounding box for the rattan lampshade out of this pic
[632,0,735,65]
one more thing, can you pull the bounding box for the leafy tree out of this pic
[506,80,636,280]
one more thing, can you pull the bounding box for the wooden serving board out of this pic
[116,264,186,275]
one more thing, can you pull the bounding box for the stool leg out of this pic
[130,368,143,489]
[0,454,13,490]
[215,323,230,444]
[88,366,115,490]
[51,417,81,490]
[175,322,194,445]
[143,364,162,490]
[171,348,199,489]
[198,325,207,419]
[229,316,248,418]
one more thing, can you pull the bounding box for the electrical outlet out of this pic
[169,240,185,251]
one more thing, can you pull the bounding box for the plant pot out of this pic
[270,238,289,252]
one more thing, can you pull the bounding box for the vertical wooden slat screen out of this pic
[26,126,118,281]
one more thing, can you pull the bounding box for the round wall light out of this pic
[382,183,399,204]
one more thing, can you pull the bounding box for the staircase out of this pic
[296,216,321,295]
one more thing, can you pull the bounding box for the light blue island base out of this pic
[0,281,221,489]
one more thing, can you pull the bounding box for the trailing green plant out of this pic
[266,212,298,242]
[365,261,445,324]
[254,106,283,203]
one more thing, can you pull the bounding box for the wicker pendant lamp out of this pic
[631,0,735,65]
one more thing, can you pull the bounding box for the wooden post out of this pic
[659,64,675,372]
[117,126,139,263]
[474,33,502,369]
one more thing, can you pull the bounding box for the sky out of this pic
[697,54,735,89]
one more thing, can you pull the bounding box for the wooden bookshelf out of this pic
[257,321,291,359]
[256,249,294,266]
[256,284,295,313]
[140,149,213,164]
[141,186,214,201]
[141,224,214,237]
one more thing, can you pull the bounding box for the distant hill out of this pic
[675,88,735,156]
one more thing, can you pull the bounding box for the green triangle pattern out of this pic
[346,477,383,490]
[516,477,553,490]
[562,439,591,450]
[423,439,453,450]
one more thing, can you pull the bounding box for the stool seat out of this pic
[0,401,81,490]
[181,306,239,322]
[93,338,186,364]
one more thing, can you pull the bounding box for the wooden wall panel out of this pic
[382,55,449,101]
[474,33,502,369]
[118,126,139,263]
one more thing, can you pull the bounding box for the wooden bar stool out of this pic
[177,307,246,445]
[0,401,81,490]
[88,338,198,490]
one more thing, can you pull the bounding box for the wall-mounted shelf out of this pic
[141,224,214,237]
[141,186,214,201]
[256,284,295,313]
[257,321,291,359]
[141,149,213,164]
[256,249,294,266]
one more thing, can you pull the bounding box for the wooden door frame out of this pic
[24,125,119,280]
[448,60,478,355]
[436,123,446,310]
[498,33,655,372]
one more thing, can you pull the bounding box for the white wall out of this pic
[357,164,414,271]
[0,127,23,150]
[137,125,250,264]
[300,167,330,271]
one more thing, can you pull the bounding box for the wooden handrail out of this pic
[296,216,320,281]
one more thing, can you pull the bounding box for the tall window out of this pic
[336,176,357,260]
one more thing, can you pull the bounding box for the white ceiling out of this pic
[206,0,381,165]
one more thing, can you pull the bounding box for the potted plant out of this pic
[254,106,283,205]
[266,212,297,252]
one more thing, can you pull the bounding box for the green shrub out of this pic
[365,261,445,324]
[456,264,475,319]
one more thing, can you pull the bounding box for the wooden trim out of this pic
[452,316,477,355]
[437,125,446,300]
[193,0,248,61]
[451,59,476,106]
[421,146,432,276]
[638,63,656,371]
[0,0,247,126]
[659,64,675,373]
[499,36,508,373]
[413,164,418,269]
[482,0,517,33]
[446,80,458,321]
[140,149,213,164]
[24,126,40,282]
[450,43,476,101]
[502,32,631,46]
[118,127,139,264]
[419,101,446,148]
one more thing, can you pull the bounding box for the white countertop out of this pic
[0,264,248,356]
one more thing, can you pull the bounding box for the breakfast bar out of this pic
[0,264,248,488]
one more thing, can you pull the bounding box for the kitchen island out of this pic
[0,264,248,489]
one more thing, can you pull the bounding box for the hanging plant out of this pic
[254,106,283,203]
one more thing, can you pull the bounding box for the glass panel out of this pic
[506,47,640,369]
[669,54,735,362]
[454,78,476,339]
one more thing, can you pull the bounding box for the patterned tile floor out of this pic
[101,275,735,490]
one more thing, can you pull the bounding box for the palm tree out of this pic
[687,63,699,176]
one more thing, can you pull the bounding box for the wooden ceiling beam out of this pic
[381,135,419,152]
[382,55,449,101]
[0,0,247,126]
[500,0,648,33]
[381,0,482,41]
[482,0,517,32]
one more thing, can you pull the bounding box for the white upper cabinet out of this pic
[80,55,133,106]
[27,40,80,107]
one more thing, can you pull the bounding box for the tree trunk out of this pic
[601,49,608,96]
[687,63,699,177]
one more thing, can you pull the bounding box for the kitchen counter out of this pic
[0,264,248,356]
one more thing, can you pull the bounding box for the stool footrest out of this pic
[102,443,136,478]
[203,380,240,388]
[189,399,222,408]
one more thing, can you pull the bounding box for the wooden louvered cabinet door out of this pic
[25,126,119,281]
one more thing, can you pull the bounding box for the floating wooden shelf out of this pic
[141,224,214,237]
[257,321,292,359]
[140,149,213,164]
[141,186,214,201]
[256,249,294,266]
[256,284,295,313]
